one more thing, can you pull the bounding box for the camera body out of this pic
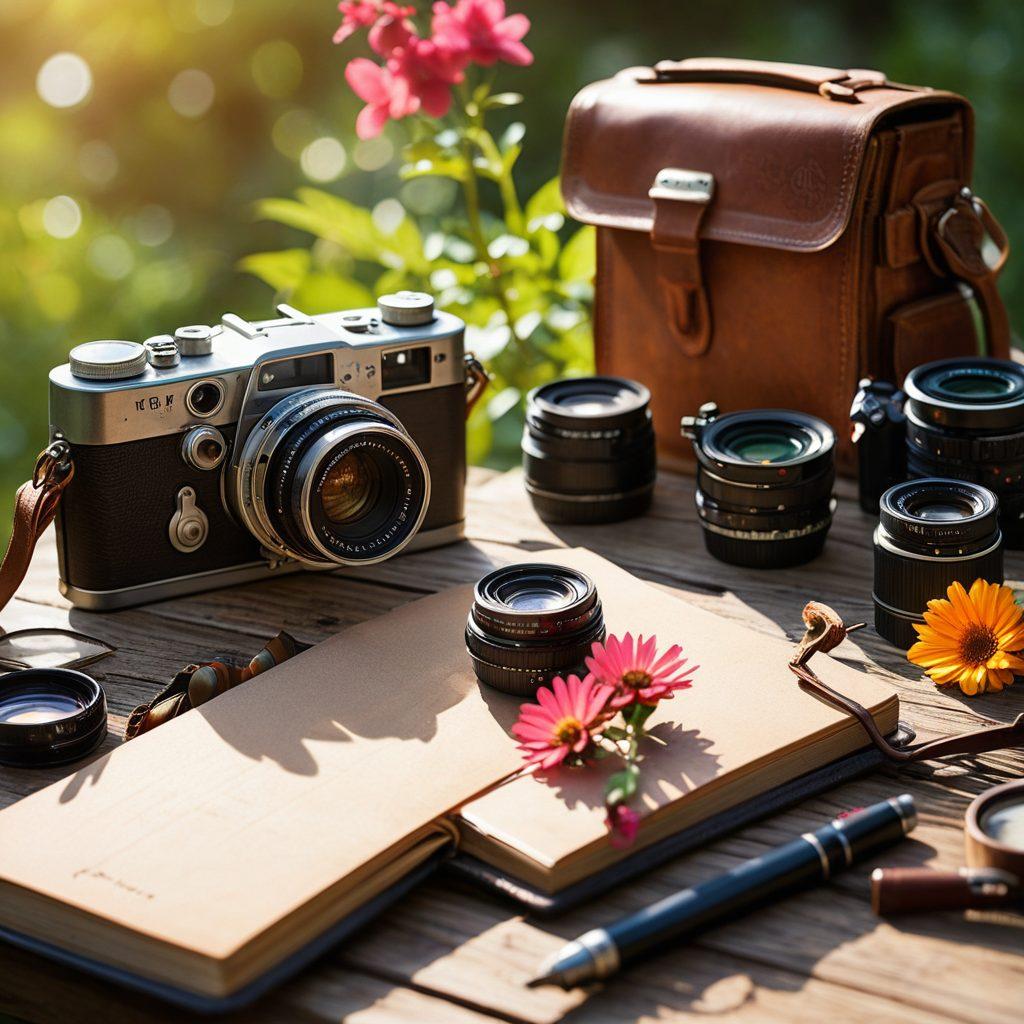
[49,295,470,609]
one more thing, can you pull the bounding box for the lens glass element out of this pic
[321,450,382,525]
[0,691,81,725]
[721,427,807,464]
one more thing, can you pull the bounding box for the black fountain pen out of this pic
[529,794,917,989]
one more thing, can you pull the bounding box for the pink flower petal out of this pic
[354,101,390,139]
[345,58,390,104]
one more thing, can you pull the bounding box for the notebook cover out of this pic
[446,722,916,913]
[0,848,448,1015]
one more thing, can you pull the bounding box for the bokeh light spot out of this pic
[300,137,346,182]
[78,140,119,187]
[401,176,457,216]
[251,40,303,98]
[168,69,215,118]
[354,136,394,171]
[37,53,92,108]
[272,109,316,158]
[131,205,174,247]
[88,235,135,280]
[372,198,405,236]
[32,272,81,322]
[42,195,82,239]
[195,0,233,26]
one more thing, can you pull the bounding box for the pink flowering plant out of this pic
[512,633,697,847]
[244,1,595,464]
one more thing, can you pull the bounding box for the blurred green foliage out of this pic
[2,0,1024,549]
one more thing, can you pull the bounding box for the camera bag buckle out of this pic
[648,167,715,359]
[0,441,76,619]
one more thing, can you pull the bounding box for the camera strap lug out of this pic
[0,440,76,619]
[464,353,489,418]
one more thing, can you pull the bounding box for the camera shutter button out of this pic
[175,325,215,357]
[169,487,209,553]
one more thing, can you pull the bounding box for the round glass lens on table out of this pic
[937,371,1017,401]
[321,450,382,525]
[0,691,82,725]
[979,796,1024,851]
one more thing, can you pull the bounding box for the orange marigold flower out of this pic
[907,579,1024,696]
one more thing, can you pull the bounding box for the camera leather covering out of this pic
[561,58,1012,472]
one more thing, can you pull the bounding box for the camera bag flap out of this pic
[561,57,1011,471]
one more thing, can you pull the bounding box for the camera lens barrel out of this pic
[683,406,836,569]
[873,478,1004,649]
[903,357,1024,548]
[523,377,656,524]
[466,563,606,697]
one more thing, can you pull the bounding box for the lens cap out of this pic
[0,668,107,767]
[528,377,651,432]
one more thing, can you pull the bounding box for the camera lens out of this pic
[186,379,225,417]
[904,357,1024,547]
[873,478,1003,648]
[683,407,836,568]
[466,564,606,696]
[0,669,107,767]
[522,376,656,524]
[233,390,429,567]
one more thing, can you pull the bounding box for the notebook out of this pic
[0,548,898,1009]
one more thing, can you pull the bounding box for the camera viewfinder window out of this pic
[382,347,431,391]
[257,354,334,391]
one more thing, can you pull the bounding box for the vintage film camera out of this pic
[48,292,484,609]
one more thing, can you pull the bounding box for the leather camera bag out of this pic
[561,58,1012,471]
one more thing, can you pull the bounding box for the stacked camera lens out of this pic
[903,357,1024,548]
[682,404,836,569]
[466,564,606,696]
[522,377,656,524]
[873,479,1004,649]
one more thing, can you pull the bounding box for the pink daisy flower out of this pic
[586,633,696,710]
[511,674,614,770]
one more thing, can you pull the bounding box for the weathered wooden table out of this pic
[1,467,1022,1024]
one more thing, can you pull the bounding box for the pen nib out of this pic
[526,971,559,989]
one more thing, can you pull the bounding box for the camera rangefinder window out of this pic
[381,346,431,391]
[257,354,333,391]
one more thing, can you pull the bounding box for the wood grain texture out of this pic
[1,466,1022,1023]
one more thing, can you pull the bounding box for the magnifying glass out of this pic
[0,668,107,767]
[872,779,1024,914]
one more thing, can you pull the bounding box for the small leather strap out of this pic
[0,443,74,617]
[912,182,1011,359]
[650,187,713,358]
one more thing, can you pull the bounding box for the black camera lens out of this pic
[0,668,107,767]
[904,357,1024,547]
[234,390,430,567]
[466,564,606,696]
[873,478,1004,648]
[522,376,656,524]
[682,405,836,568]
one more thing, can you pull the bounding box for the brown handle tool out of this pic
[872,867,1020,915]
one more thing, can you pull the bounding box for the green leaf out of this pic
[237,249,310,292]
[526,176,566,232]
[559,225,596,284]
[288,273,374,314]
[604,767,639,807]
[601,726,628,742]
[483,92,523,110]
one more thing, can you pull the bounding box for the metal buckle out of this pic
[33,440,72,489]
[649,168,715,204]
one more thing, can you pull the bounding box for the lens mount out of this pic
[904,357,1024,432]
[234,389,430,567]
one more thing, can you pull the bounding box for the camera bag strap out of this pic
[0,442,74,618]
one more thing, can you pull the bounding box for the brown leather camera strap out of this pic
[0,442,74,617]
